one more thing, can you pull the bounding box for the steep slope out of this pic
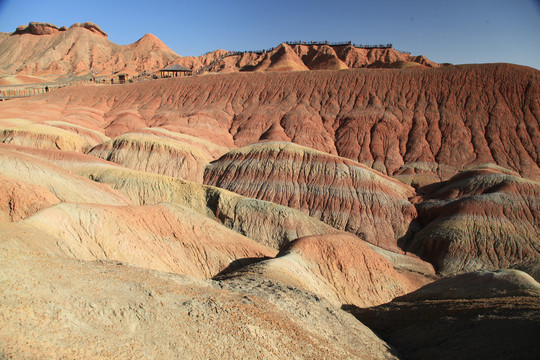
[0,248,399,359]
[87,132,218,182]
[204,142,417,252]
[0,22,179,76]
[2,202,275,278]
[349,270,540,360]
[0,173,60,222]
[198,43,436,73]
[220,233,433,308]
[406,164,540,279]
[254,43,310,72]
[2,64,537,181]
[299,44,349,70]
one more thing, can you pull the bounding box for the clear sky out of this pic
[0,0,539,69]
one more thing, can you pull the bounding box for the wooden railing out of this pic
[0,78,97,99]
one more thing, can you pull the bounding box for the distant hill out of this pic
[0,22,180,77]
[0,22,438,79]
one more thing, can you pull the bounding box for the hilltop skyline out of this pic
[1,0,539,69]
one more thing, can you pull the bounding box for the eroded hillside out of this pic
[1,61,539,359]
[1,64,538,182]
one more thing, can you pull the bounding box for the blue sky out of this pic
[1,0,539,69]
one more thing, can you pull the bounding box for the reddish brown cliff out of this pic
[407,164,540,279]
[2,64,537,181]
[204,142,416,252]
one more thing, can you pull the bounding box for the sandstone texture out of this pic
[0,248,398,359]
[0,23,177,76]
[179,42,437,74]
[0,22,435,79]
[1,202,275,278]
[1,64,537,181]
[349,270,540,360]
[204,142,416,252]
[220,233,433,308]
[0,144,130,206]
[74,165,342,250]
[0,30,539,359]
[407,165,540,279]
[87,132,219,182]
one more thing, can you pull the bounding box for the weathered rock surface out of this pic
[76,165,342,250]
[406,165,540,279]
[348,270,540,360]
[13,22,62,36]
[0,249,398,359]
[204,142,416,252]
[183,42,436,73]
[0,23,178,75]
[1,202,275,278]
[87,132,219,182]
[0,173,60,222]
[394,269,540,301]
[0,144,130,206]
[0,122,100,151]
[220,233,434,308]
[2,64,537,180]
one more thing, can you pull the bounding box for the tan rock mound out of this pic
[395,269,540,301]
[137,127,229,158]
[0,249,398,359]
[254,43,309,72]
[0,144,129,205]
[0,123,97,152]
[87,132,216,182]
[68,22,108,37]
[76,165,341,250]
[4,202,275,278]
[204,142,416,252]
[0,142,123,171]
[221,233,432,308]
[406,165,540,279]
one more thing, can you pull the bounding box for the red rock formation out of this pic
[0,173,60,221]
[0,23,178,76]
[407,165,540,279]
[253,43,310,72]
[191,43,436,73]
[3,64,535,181]
[204,142,417,252]
[221,233,432,308]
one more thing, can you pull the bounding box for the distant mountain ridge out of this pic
[0,21,438,78]
[0,22,180,76]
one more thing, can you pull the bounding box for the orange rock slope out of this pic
[0,35,539,358]
[0,22,179,76]
[1,63,538,181]
[204,142,416,253]
[407,164,540,280]
[0,22,435,78]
